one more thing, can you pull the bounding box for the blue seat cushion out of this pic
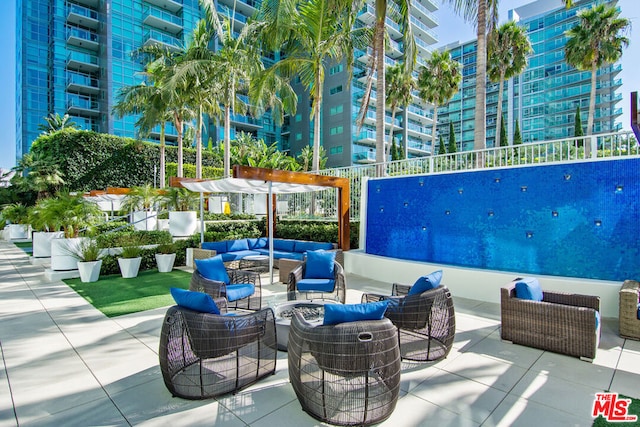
[254,248,305,260]
[297,278,335,293]
[514,277,543,301]
[170,287,220,314]
[219,250,260,262]
[304,250,336,279]
[226,283,255,302]
[201,241,228,254]
[273,239,296,252]
[248,237,268,249]
[195,255,230,285]
[227,239,250,252]
[637,303,640,320]
[323,300,389,326]
[408,270,443,296]
[293,240,333,253]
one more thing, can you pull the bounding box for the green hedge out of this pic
[275,220,359,249]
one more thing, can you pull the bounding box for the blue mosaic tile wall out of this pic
[365,158,640,281]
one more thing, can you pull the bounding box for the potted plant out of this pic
[72,239,102,283]
[118,243,142,278]
[122,184,159,231]
[155,242,176,273]
[162,187,199,237]
[2,203,30,240]
[27,199,64,258]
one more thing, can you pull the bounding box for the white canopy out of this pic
[181,178,326,195]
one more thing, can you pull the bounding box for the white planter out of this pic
[169,211,197,237]
[157,219,170,232]
[132,211,157,231]
[155,253,176,273]
[32,231,64,258]
[77,260,102,283]
[118,257,142,278]
[8,224,29,240]
[51,237,85,271]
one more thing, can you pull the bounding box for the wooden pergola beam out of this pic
[233,166,351,251]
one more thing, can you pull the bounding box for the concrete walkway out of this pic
[1,240,639,426]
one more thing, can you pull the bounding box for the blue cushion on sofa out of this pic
[201,241,228,253]
[297,278,335,292]
[273,239,296,252]
[225,283,255,302]
[304,250,336,279]
[248,237,268,249]
[294,240,333,253]
[227,239,250,252]
[323,301,389,326]
[195,256,230,285]
[408,270,443,296]
[219,250,260,262]
[170,287,220,314]
[515,277,543,301]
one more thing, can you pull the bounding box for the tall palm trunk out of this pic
[431,106,438,150]
[585,61,597,157]
[196,105,203,179]
[159,123,166,188]
[375,1,386,177]
[175,113,184,177]
[224,105,231,178]
[387,106,396,160]
[494,70,506,148]
[312,65,323,173]
[474,0,487,165]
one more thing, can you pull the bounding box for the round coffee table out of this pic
[273,300,340,351]
[239,255,270,272]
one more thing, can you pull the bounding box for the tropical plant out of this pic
[499,114,507,147]
[12,151,65,200]
[390,137,401,161]
[72,239,102,262]
[417,50,462,152]
[156,242,176,255]
[160,187,199,212]
[438,135,447,155]
[38,113,79,135]
[297,146,327,172]
[386,62,416,159]
[38,192,104,238]
[574,104,584,146]
[258,0,369,172]
[223,132,301,171]
[448,122,457,153]
[120,244,142,259]
[487,21,532,148]
[565,3,629,153]
[1,203,28,224]
[122,184,159,212]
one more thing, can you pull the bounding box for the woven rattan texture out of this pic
[362,285,456,362]
[190,268,262,310]
[159,305,277,399]
[500,280,601,360]
[619,280,640,340]
[287,313,400,426]
[287,261,346,303]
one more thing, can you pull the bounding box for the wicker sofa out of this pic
[619,280,640,340]
[500,278,601,361]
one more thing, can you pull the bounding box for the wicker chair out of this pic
[287,261,346,303]
[619,280,640,340]
[362,284,456,362]
[159,302,277,399]
[190,268,262,311]
[500,278,601,361]
[288,312,401,426]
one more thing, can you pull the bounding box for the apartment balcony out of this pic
[412,1,438,27]
[67,4,99,30]
[66,72,100,95]
[415,0,438,12]
[67,94,100,117]
[358,3,375,26]
[406,105,433,124]
[410,16,437,44]
[217,4,249,30]
[387,38,403,59]
[73,0,100,8]
[415,36,433,56]
[66,27,99,51]
[230,113,262,131]
[280,125,290,136]
[406,122,431,138]
[66,51,99,73]
[149,123,179,142]
[353,150,376,164]
[143,29,182,51]
[218,0,259,17]
[143,5,183,35]
[144,0,183,14]
[362,110,401,128]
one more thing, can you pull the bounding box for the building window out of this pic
[330,146,343,154]
[330,126,344,135]
[330,64,343,75]
[330,105,344,115]
[295,114,302,122]
[295,133,302,141]
[329,85,343,95]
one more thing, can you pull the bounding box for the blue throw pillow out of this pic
[323,301,389,326]
[304,250,337,279]
[170,287,220,314]
[227,239,249,252]
[195,255,230,285]
[408,270,443,296]
[514,277,543,301]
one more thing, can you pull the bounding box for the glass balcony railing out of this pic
[143,5,182,26]
[67,27,99,43]
[217,5,248,24]
[144,30,181,48]
[67,94,99,110]
[410,16,437,42]
[67,51,99,66]
[67,72,99,88]
[68,4,98,21]
[412,2,438,25]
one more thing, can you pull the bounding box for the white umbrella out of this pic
[182,178,328,285]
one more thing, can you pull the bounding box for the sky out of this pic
[0,0,637,172]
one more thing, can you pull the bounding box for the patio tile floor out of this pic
[0,240,637,426]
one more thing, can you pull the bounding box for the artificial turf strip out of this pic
[592,394,640,426]
[13,241,32,255]
[64,269,191,318]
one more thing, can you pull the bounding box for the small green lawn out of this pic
[64,269,191,317]
[13,241,33,256]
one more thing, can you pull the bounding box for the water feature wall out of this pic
[365,158,640,282]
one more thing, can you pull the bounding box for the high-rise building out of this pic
[437,0,623,151]
[16,0,439,167]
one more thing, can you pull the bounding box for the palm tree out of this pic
[448,121,457,153]
[12,151,64,200]
[257,0,368,172]
[386,62,416,159]
[487,21,531,148]
[417,50,461,153]
[565,3,629,155]
[38,113,78,135]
